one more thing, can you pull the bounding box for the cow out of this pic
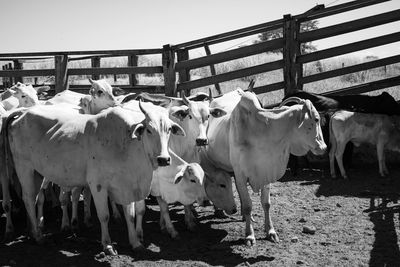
[202,89,326,246]
[329,110,400,179]
[0,82,49,113]
[281,90,400,175]
[134,148,206,240]
[121,91,234,232]
[35,79,125,231]
[3,100,185,255]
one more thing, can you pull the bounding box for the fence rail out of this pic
[0,0,399,99]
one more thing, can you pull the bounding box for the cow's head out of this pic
[8,82,40,107]
[78,95,92,114]
[174,162,206,204]
[280,97,327,156]
[170,90,226,147]
[88,79,123,114]
[203,168,237,215]
[134,101,186,168]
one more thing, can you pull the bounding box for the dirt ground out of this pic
[1,160,400,267]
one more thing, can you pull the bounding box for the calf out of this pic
[329,110,400,179]
[135,149,206,240]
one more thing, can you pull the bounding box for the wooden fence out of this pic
[0,0,399,99]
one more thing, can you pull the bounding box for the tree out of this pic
[257,20,319,54]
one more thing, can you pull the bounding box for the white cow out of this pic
[3,100,185,255]
[134,148,206,240]
[202,89,326,246]
[37,79,123,231]
[329,110,400,178]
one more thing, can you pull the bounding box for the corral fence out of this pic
[0,0,399,100]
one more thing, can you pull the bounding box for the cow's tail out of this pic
[2,108,27,187]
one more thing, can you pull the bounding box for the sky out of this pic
[0,0,399,58]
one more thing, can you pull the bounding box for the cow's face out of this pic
[291,100,327,156]
[135,102,185,168]
[174,163,206,204]
[170,96,226,147]
[78,95,92,114]
[204,169,237,215]
[88,79,118,114]
[9,83,40,107]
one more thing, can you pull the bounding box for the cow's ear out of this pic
[174,165,188,184]
[210,107,227,118]
[133,123,145,140]
[171,122,185,136]
[170,106,189,121]
[298,101,311,127]
[112,87,125,96]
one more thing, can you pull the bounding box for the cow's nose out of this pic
[157,156,171,166]
[196,138,208,146]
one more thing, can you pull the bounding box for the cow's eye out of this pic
[146,129,152,134]
[219,184,226,188]
[189,115,192,119]
[315,118,319,123]
[190,179,196,183]
[21,95,26,98]
[97,91,103,96]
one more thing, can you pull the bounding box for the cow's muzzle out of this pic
[157,156,171,166]
[196,138,209,146]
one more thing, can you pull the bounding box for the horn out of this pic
[279,96,304,108]
[182,93,190,105]
[139,100,150,118]
[247,79,255,92]
[89,78,94,84]
[208,88,213,102]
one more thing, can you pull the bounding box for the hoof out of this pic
[214,209,229,219]
[61,225,71,233]
[2,231,14,243]
[245,236,256,246]
[267,230,279,243]
[104,245,118,256]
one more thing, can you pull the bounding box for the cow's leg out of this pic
[261,184,279,242]
[59,189,71,232]
[134,200,145,242]
[89,183,116,255]
[123,201,144,251]
[335,142,348,179]
[35,179,49,231]
[184,204,196,231]
[377,141,388,177]
[156,196,179,239]
[234,173,255,246]
[17,167,43,243]
[110,199,122,222]
[82,186,93,228]
[1,167,14,241]
[329,135,337,178]
[71,187,81,231]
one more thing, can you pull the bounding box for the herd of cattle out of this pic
[0,79,399,256]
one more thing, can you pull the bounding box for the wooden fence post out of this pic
[55,55,69,93]
[204,44,222,95]
[176,48,190,96]
[91,56,100,80]
[283,14,302,96]
[162,44,177,96]
[13,60,23,83]
[128,55,138,87]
